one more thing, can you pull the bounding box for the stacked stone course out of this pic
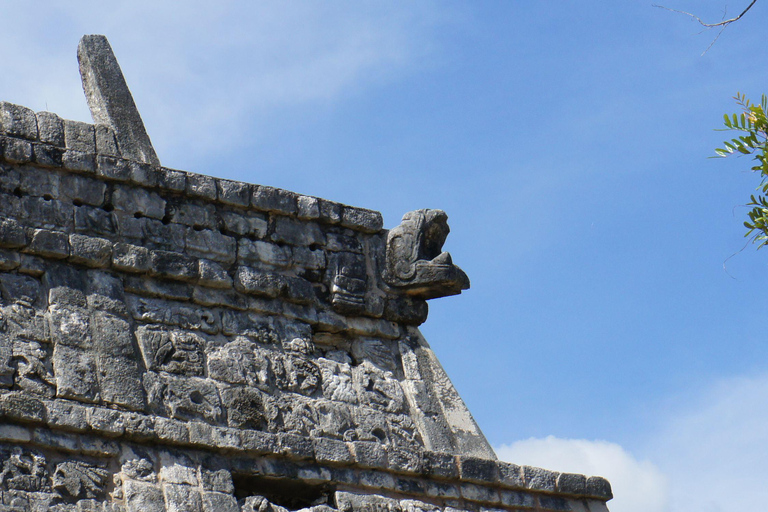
[0,36,612,512]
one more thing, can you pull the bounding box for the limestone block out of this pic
[186,229,236,264]
[237,239,292,268]
[169,202,216,228]
[44,399,88,432]
[523,466,557,492]
[126,276,192,301]
[352,441,388,468]
[278,432,314,460]
[459,482,499,504]
[61,173,107,206]
[0,391,46,423]
[75,205,115,237]
[124,480,165,512]
[292,246,326,270]
[62,149,96,173]
[186,173,217,200]
[0,424,31,443]
[112,185,166,219]
[423,451,458,480]
[0,248,20,270]
[36,112,65,146]
[3,136,33,164]
[383,296,428,326]
[297,195,320,220]
[272,216,326,247]
[95,124,120,156]
[0,102,38,140]
[154,417,190,444]
[497,461,524,488]
[48,304,90,347]
[235,267,285,298]
[129,161,157,187]
[325,233,362,253]
[33,143,63,167]
[202,492,239,512]
[318,199,342,225]
[197,259,232,288]
[340,207,383,233]
[459,456,499,483]
[144,372,223,423]
[312,437,352,464]
[0,274,41,306]
[52,344,100,403]
[0,218,27,248]
[150,250,198,281]
[200,468,234,494]
[216,178,250,206]
[78,35,160,166]
[21,196,73,231]
[220,209,268,238]
[158,167,186,192]
[251,185,297,215]
[64,119,96,153]
[136,325,205,377]
[586,476,612,499]
[557,473,587,495]
[143,219,186,252]
[97,155,132,181]
[69,234,112,267]
[207,338,270,388]
[112,242,150,273]
[499,490,535,508]
[220,385,274,430]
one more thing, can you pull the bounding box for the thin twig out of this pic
[653,0,757,28]
[701,25,727,55]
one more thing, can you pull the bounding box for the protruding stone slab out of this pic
[77,35,160,166]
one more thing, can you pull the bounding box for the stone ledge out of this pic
[0,393,612,502]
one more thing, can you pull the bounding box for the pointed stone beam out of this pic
[77,35,160,166]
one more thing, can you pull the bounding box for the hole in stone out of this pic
[371,428,387,442]
[102,203,114,213]
[365,380,375,392]
[232,474,334,510]
[189,391,204,404]
[192,224,204,232]
[42,194,53,201]
[134,212,144,219]
[161,215,172,225]
[72,199,83,207]
[12,187,22,198]
[308,243,320,251]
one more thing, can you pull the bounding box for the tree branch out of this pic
[653,0,757,28]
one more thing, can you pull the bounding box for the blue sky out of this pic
[2,2,767,510]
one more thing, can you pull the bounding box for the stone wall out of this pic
[0,36,613,512]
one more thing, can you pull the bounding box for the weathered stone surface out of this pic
[0,35,613,512]
[37,112,65,146]
[64,119,96,153]
[0,102,38,140]
[383,209,469,300]
[78,35,159,166]
[69,234,112,267]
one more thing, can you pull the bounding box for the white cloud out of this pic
[495,372,768,512]
[0,1,453,164]
[649,372,768,512]
[496,437,668,512]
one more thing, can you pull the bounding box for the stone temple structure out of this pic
[0,36,613,512]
